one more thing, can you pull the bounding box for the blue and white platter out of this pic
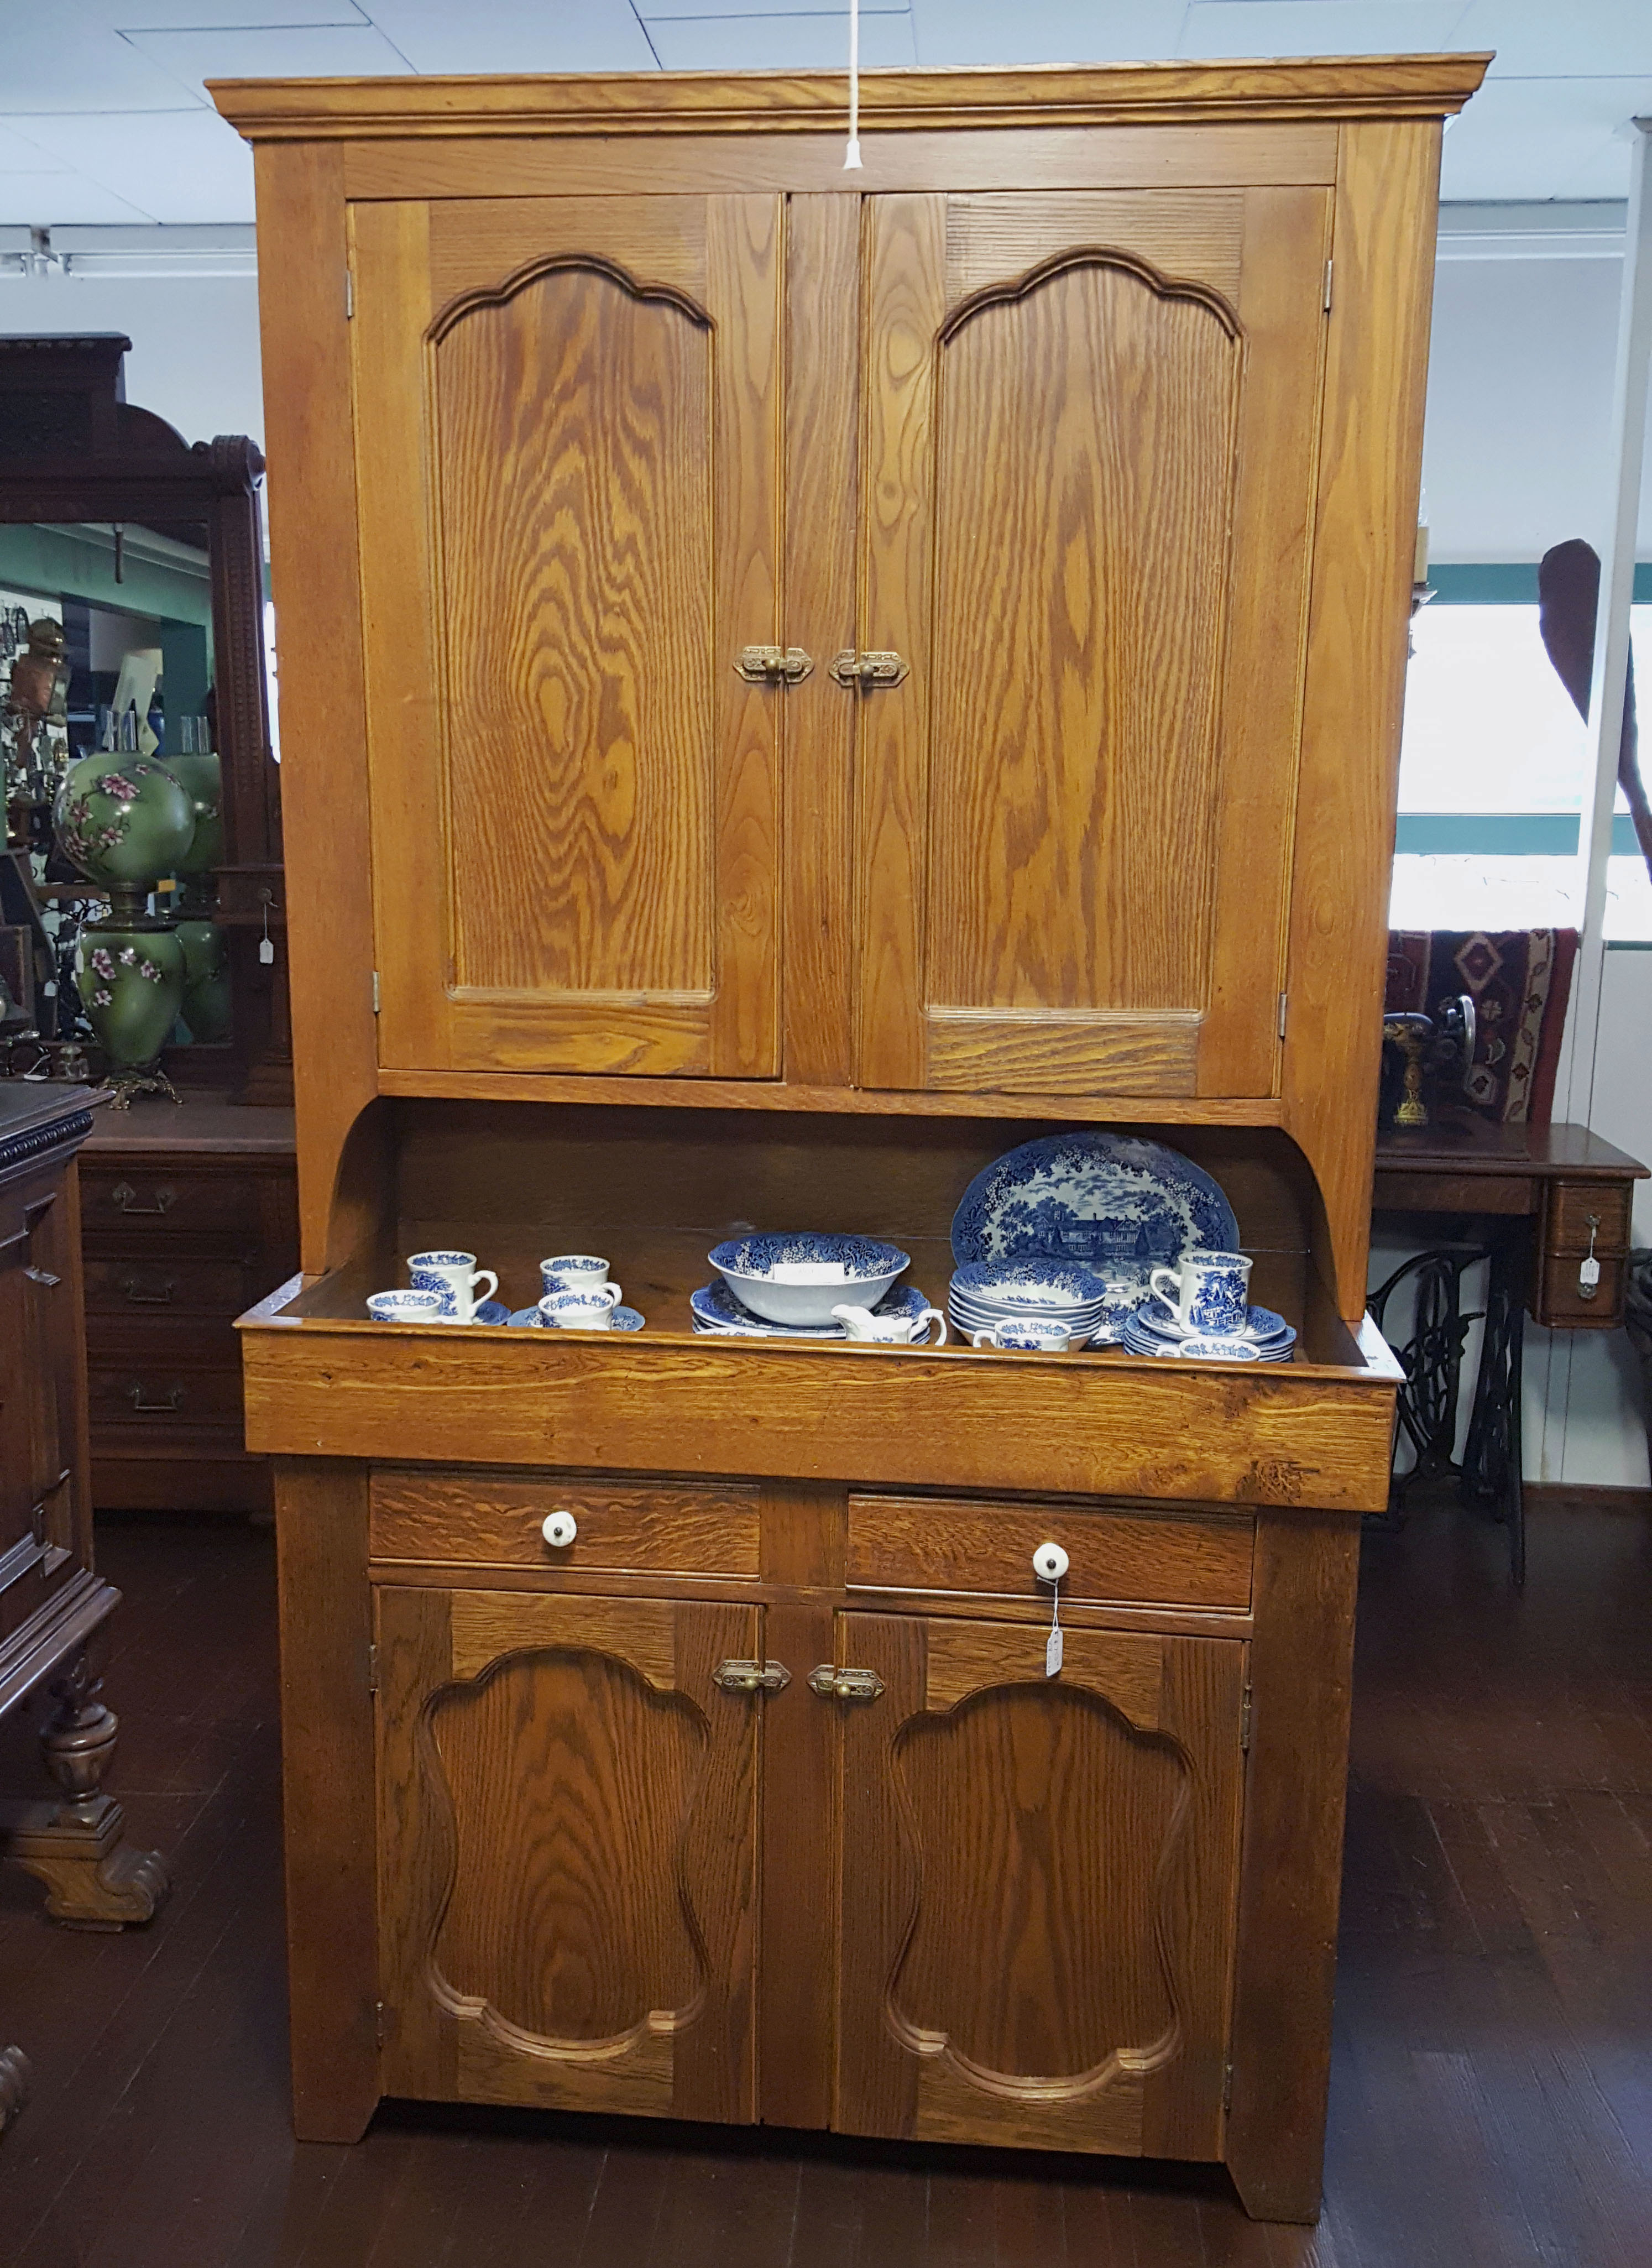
[950,1131,1240,1284]
[507,1304,646,1332]
[691,1279,931,1340]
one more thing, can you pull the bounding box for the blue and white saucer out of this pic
[508,1304,645,1332]
[1133,1300,1292,1349]
[473,1300,510,1326]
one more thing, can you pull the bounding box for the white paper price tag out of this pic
[1045,1626,1064,1678]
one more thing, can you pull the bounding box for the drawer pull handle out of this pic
[119,1275,176,1304]
[541,1511,578,1549]
[712,1659,791,1695]
[127,1384,184,1414]
[111,1182,175,1216]
[24,1266,61,1288]
[807,1664,885,1702]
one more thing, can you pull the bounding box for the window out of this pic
[1391,575,1652,942]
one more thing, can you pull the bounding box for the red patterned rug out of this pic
[1385,928,1577,1126]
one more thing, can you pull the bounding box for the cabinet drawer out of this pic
[83,1255,257,1318]
[847,1494,1253,1612]
[369,1471,762,1579]
[87,1362,245,1430]
[80,1165,266,1243]
[1534,1250,1627,1330]
[1544,1182,1631,1256]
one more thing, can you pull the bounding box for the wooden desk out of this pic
[1371,1118,1648,1584]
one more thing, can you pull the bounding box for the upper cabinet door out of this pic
[353,196,785,1078]
[854,189,1331,1099]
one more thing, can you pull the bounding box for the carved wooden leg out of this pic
[0,1650,168,1931]
[0,2044,29,2138]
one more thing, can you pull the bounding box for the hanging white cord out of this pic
[844,0,863,169]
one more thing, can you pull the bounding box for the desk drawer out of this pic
[87,1361,244,1431]
[1545,1182,1631,1257]
[84,1256,255,1319]
[847,1494,1253,1612]
[1535,1250,1627,1330]
[80,1164,267,1243]
[370,1471,761,1579]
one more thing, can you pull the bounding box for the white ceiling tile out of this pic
[5,110,256,224]
[647,0,901,17]
[123,24,415,102]
[1441,74,1652,198]
[70,0,369,24]
[0,173,158,226]
[911,0,1188,67]
[0,19,208,111]
[644,12,916,69]
[362,0,658,70]
[1179,2,1473,60]
[1454,1,1652,80]
[0,122,69,172]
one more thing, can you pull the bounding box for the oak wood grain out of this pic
[250,142,377,1271]
[212,58,1488,142]
[273,1458,381,2140]
[944,190,1246,307]
[370,1470,762,1578]
[846,1494,1253,1611]
[1283,119,1442,1318]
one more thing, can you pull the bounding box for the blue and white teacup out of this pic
[541,1253,620,1300]
[408,1249,499,1321]
[971,1317,1073,1352]
[539,1285,623,1330]
[1149,1248,1252,1336]
[367,1289,445,1325]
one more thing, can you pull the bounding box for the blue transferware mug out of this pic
[541,1253,620,1300]
[407,1248,498,1321]
[1149,1248,1252,1336]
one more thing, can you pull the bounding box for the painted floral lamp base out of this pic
[75,923,186,1107]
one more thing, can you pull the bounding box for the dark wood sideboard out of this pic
[0,1082,166,1943]
[79,1096,297,1516]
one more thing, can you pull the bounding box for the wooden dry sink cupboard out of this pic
[215,55,1486,2224]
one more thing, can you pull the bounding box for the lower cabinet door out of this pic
[832,1613,1246,2159]
[374,1586,764,2121]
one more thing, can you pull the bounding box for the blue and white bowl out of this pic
[708,1233,910,1327]
[949,1259,1120,1309]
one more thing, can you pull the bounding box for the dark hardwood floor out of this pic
[1,1496,1649,2267]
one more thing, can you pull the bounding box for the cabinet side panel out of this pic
[1285,119,1441,1319]
[1225,1507,1360,2222]
[253,144,377,1273]
[275,1457,381,2140]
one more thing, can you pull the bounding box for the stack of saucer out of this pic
[947,1261,1135,1350]
[1121,1299,1296,1363]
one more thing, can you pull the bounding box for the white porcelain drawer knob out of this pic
[541,1511,578,1549]
[1032,1541,1069,1584]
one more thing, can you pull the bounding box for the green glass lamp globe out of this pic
[54,755,197,894]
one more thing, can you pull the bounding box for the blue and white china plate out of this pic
[950,1131,1240,1279]
[508,1304,646,1332]
[1121,1321,1292,1363]
[691,1279,930,1339]
[1132,1300,1292,1348]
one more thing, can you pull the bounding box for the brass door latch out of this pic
[828,651,908,690]
[807,1664,885,1701]
[711,1659,792,1694]
[734,646,813,686]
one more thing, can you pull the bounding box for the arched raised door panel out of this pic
[373,1587,762,2120]
[854,186,1332,1100]
[834,1613,1246,2156]
[350,196,785,1079]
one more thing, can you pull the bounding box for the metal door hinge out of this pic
[828,650,908,691]
[367,1643,379,1694]
[1277,991,1288,1042]
[1240,1682,1252,1752]
[1223,2058,1235,2113]
[346,269,354,319]
[712,1658,791,1694]
[372,970,380,1015]
[808,1664,886,1701]
[734,645,812,686]
[1322,258,1333,313]
[374,1999,388,2047]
